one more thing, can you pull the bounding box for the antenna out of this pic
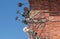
[18,2,29,7]
[16,2,30,25]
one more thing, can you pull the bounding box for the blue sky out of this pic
[0,0,29,39]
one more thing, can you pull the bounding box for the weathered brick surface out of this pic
[29,0,60,39]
